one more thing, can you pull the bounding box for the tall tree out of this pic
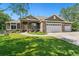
[8,3,28,19]
[60,4,79,31]
[0,10,11,30]
[0,3,29,30]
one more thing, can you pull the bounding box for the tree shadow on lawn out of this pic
[0,36,79,56]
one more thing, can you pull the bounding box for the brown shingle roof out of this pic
[35,16,47,20]
[21,15,38,20]
[46,15,64,21]
[6,21,20,23]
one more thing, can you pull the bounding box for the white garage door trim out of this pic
[46,23,62,33]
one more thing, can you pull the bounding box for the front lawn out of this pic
[0,33,79,56]
[29,32,46,35]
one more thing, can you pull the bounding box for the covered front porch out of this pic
[20,20,46,32]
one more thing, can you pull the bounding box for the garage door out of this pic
[46,23,62,33]
[64,25,71,32]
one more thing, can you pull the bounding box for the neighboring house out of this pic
[5,15,72,33]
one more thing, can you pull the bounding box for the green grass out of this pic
[29,32,46,35]
[0,33,79,56]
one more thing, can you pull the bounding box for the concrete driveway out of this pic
[21,32,79,45]
[48,32,79,39]
[48,32,79,45]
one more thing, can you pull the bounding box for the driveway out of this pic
[48,32,79,45]
[48,32,79,39]
[21,32,79,45]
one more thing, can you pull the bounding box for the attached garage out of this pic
[64,24,71,32]
[46,23,62,33]
[45,15,72,33]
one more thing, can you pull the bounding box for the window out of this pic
[53,16,56,19]
[11,23,16,29]
[11,25,16,29]
[32,23,37,26]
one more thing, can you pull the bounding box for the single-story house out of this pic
[6,15,72,33]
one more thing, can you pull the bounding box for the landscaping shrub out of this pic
[72,21,79,31]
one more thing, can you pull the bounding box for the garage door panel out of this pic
[46,23,62,33]
[52,26,62,32]
[64,25,71,32]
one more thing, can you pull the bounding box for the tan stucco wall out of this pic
[40,20,46,32]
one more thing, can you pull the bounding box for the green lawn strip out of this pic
[29,32,46,35]
[0,33,79,56]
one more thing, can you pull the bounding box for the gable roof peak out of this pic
[22,15,38,20]
[46,14,64,21]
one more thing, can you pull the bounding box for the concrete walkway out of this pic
[21,32,79,45]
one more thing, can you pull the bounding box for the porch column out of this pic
[27,22,29,32]
[20,21,23,31]
[62,23,64,32]
[10,23,11,30]
[16,23,17,30]
[40,20,46,32]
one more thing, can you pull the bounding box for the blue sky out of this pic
[0,3,75,20]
